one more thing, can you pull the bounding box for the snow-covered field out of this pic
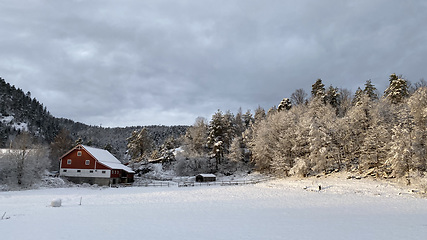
[1,176,426,240]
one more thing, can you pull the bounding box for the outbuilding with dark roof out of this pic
[195,174,216,182]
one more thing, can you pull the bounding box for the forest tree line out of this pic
[2,74,427,188]
[163,74,427,182]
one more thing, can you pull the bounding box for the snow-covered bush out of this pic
[38,176,70,189]
[137,163,175,180]
[290,158,309,177]
[174,154,211,176]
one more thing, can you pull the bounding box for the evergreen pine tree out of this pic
[242,110,253,128]
[127,128,152,162]
[311,79,326,100]
[325,85,340,112]
[277,98,292,112]
[363,80,378,101]
[384,73,409,104]
[208,110,226,169]
[253,106,266,124]
[352,87,364,106]
[234,108,245,137]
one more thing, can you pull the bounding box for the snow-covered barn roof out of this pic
[81,145,135,173]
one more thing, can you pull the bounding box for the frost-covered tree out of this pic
[277,98,292,112]
[175,118,211,175]
[311,79,326,100]
[234,108,245,137]
[410,78,427,93]
[384,73,409,104]
[352,87,364,106]
[222,110,236,151]
[408,87,427,172]
[386,124,414,179]
[325,85,340,110]
[342,94,372,170]
[306,98,339,174]
[358,99,397,176]
[253,106,266,124]
[208,110,227,169]
[183,117,209,155]
[157,137,178,163]
[267,106,278,117]
[289,158,309,177]
[261,110,298,176]
[227,136,251,173]
[251,97,340,176]
[337,88,352,117]
[12,132,33,185]
[357,99,391,176]
[383,102,415,180]
[363,79,378,101]
[0,132,50,187]
[242,110,253,128]
[229,136,244,163]
[127,128,152,162]
[250,114,278,172]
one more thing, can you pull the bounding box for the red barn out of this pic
[59,144,134,185]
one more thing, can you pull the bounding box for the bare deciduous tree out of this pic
[0,132,50,187]
[290,88,307,106]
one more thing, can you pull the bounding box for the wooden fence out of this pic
[177,178,272,187]
[133,177,273,188]
[133,182,173,187]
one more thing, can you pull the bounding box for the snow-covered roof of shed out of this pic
[196,174,216,178]
[82,145,135,173]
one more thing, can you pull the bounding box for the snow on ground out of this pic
[1,175,426,240]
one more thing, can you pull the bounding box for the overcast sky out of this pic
[1,0,426,127]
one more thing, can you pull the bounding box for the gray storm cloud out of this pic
[1,0,426,126]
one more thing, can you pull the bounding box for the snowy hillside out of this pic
[0,115,28,132]
[1,175,426,240]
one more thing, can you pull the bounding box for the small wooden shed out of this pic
[196,174,216,182]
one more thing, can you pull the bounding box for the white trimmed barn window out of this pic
[77,151,82,156]
[85,160,90,165]
[67,159,72,164]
